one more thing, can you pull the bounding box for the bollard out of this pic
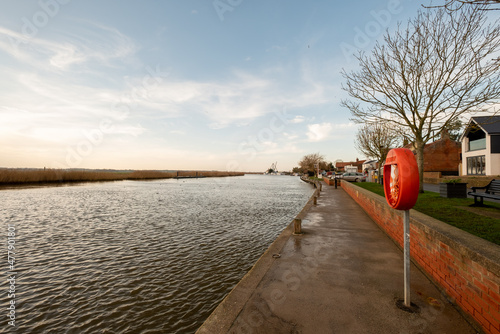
[319,183,322,192]
[313,196,317,205]
[334,178,337,189]
[293,218,302,235]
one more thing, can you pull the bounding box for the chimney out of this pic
[356,158,359,162]
[441,129,450,140]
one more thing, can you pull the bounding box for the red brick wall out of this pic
[341,181,500,334]
[423,138,461,173]
[323,176,338,186]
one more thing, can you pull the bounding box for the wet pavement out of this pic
[197,183,480,334]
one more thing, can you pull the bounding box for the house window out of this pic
[492,135,500,153]
[467,156,486,175]
[467,127,486,151]
[469,138,486,151]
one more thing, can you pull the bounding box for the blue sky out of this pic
[0,0,429,172]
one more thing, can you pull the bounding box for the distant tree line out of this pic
[294,153,334,176]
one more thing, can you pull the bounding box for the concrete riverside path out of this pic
[196,181,480,334]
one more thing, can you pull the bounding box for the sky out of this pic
[0,0,455,172]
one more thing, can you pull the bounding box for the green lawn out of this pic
[353,182,500,245]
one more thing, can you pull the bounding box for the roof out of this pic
[335,160,366,168]
[470,116,500,135]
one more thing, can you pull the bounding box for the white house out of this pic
[344,165,358,173]
[361,160,379,183]
[461,116,500,176]
[362,160,378,172]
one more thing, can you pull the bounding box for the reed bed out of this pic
[128,170,178,179]
[0,169,244,185]
[190,171,244,177]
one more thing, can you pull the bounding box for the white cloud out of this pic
[290,115,305,124]
[307,122,333,142]
[0,17,346,171]
[0,22,137,71]
[1,18,339,137]
[139,68,336,129]
[283,132,299,140]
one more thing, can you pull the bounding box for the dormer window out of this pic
[467,126,486,151]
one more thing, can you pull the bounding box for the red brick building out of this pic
[335,158,366,173]
[406,131,461,175]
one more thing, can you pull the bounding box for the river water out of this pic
[1,174,313,333]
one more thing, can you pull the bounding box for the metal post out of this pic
[404,210,411,307]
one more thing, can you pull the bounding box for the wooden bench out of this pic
[468,179,500,206]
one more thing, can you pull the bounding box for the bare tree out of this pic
[298,153,325,177]
[355,123,401,183]
[318,160,330,171]
[425,0,500,10]
[341,5,500,192]
[429,118,464,141]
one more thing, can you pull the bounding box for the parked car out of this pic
[341,172,366,182]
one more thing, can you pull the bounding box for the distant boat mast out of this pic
[266,161,278,174]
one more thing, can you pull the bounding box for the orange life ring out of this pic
[383,148,419,210]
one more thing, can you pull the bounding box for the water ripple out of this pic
[0,175,312,333]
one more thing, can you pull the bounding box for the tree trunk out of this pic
[377,161,383,185]
[414,140,425,193]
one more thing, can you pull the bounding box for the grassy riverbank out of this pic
[352,182,500,245]
[0,169,244,185]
